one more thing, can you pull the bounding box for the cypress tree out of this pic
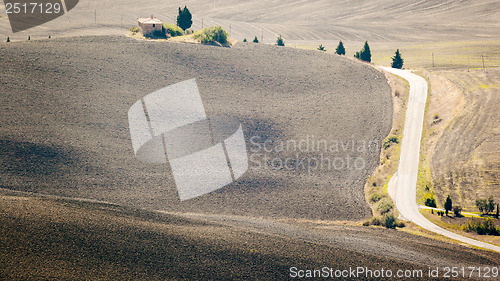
[359,41,371,62]
[177,6,192,31]
[335,40,345,55]
[444,195,453,215]
[391,49,404,69]
[276,35,284,46]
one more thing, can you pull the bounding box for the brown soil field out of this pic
[1,191,499,280]
[0,35,392,221]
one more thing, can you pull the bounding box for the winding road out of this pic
[380,66,500,253]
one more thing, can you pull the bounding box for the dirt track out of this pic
[0,36,392,220]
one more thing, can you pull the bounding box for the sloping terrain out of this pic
[1,0,499,42]
[2,191,499,280]
[431,68,500,209]
[0,36,392,220]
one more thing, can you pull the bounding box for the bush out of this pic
[6,37,10,43]
[453,206,462,217]
[317,44,326,51]
[382,213,397,228]
[276,35,285,46]
[369,193,383,203]
[377,197,394,215]
[144,29,166,39]
[253,36,259,43]
[425,197,437,208]
[463,218,499,235]
[383,136,399,149]
[130,27,140,34]
[476,196,495,215]
[194,26,228,46]
[163,23,183,37]
[243,38,247,42]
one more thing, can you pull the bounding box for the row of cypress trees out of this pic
[325,40,403,69]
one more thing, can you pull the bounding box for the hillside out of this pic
[2,190,499,280]
[0,36,392,221]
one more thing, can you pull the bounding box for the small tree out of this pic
[253,36,259,43]
[496,204,499,219]
[317,44,326,51]
[391,49,404,69]
[243,38,247,42]
[48,34,51,39]
[487,195,495,214]
[176,6,193,31]
[28,36,30,41]
[354,51,360,59]
[477,196,496,215]
[453,206,462,217]
[444,195,452,215]
[276,35,284,46]
[6,37,10,43]
[335,40,345,55]
[425,197,437,208]
[359,41,371,62]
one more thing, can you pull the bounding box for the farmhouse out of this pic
[137,15,162,36]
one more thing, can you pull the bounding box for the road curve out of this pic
[380,66,500,253]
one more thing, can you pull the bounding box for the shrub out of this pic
[463,218,499,235]
[382,213,397,229]
[369,193,383,203]
[425,197,437,208]
[144,29,166,39]
[163,23,183,37]
[276,35,285,46]
[317,44,326,51]
[475,196,495,215]
[253,36,259,43]
[6,37,10,43]
[28,36,30,41]
[453,206,462,217]
[243,38,247,42]
[130,26,140,34]
[335,40,345,55]
[194,26,228,46]
[377,197,394,215]
[383,136,399,149]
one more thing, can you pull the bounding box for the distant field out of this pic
[1,0,499,43]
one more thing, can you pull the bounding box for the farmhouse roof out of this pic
[138,15,162,25]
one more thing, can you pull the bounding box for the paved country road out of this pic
[380,66,500,253]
